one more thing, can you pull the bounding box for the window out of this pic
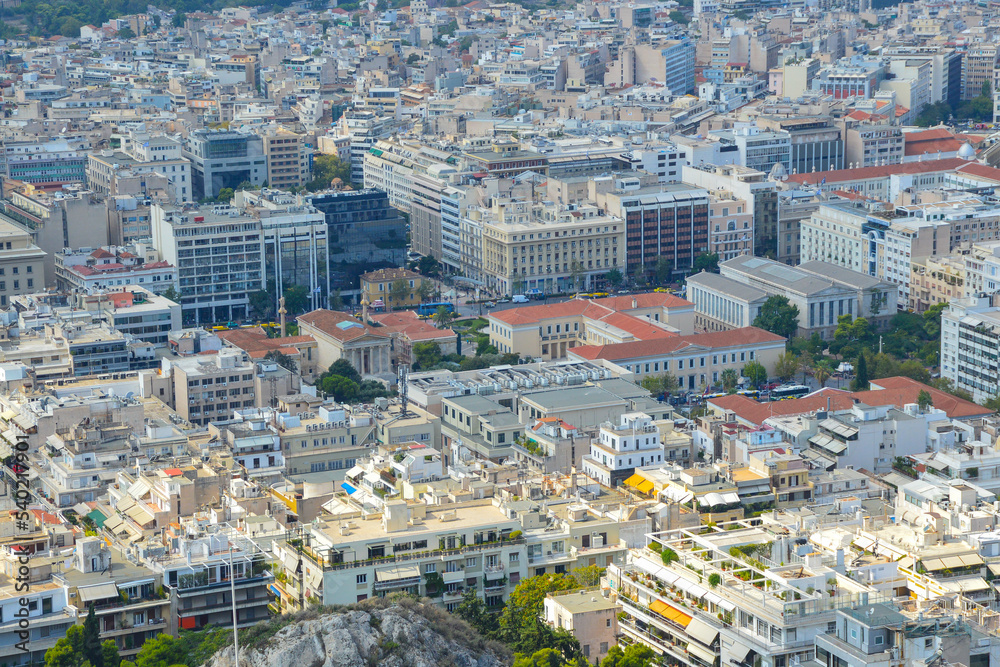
[356,574,367,584]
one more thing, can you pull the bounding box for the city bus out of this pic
[416,302,455,317]
[770,384,811,400]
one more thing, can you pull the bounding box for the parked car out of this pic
[485,301,496,308]
[511,294,529,303]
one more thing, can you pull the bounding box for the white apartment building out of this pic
[86,135,193,204]
[362,138,458,212]
[940,297,1000,402]
[336,109,394,184]
[54,244,177,295]
[583,412,665,487]
[150,203,264,326]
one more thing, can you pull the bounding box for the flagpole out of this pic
[230,546,239,667]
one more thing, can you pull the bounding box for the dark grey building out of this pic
[758,115,844,175]
[184,130,266,200]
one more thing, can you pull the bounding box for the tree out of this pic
[852,352,869,391]
[600,644,656,667]
[417,256,441,277]
[433,306,455,328]
[306,154,352,191]
[283,285,310,315]
[742,359,767,388]
[814,361,833,388]
[513,649,586,667]
[116,26,135,39]
[654,258,672,285]
[161,285,181,304]
[329,290,344,310]
[774,351,799,382]
[456,589,494,639]
[172,12,186,27]
[83,604,102,667]
[412,342,443,369]
[640,373,679,398]
[357,379,391,402]
[571,565,604,587]
[753,296,799,339]
[417,279,435,302]
[388,278,409,309]
[264,351,297,372]
[216,187,234,203]
[569,261,585,290]
[325,359,361,383]
[499,573,579,646]
[605,267,624,290]
[692,252,719,274]
[917,389,933,412]
[321,375,359,402]
[406,52,420,64]
[721,368,738,393]
[45,625,85,667]
[631,264,646,287]
[248,290,274,321]
[668,9,689,23]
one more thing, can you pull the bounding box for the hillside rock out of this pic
[205,602,509,667]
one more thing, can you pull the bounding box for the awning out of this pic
[704,591,723,606]
[624,473,645,489]
[728,641,752,663]
[661,486,694,503]
[687,642,717,664]
[636,480,655,494]
[346,465,364,478]
[375,564,420,582]
[86,509,107,528]
[78,582,119,602]
[125,503,154,526]
[941,576,990,593]
[1,410,15,421]
[686,616,719,646]
[718,598,737,612]
[649,599,692,627]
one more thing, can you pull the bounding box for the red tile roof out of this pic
[954,162,1000,183]
[785,158,969,185]
[571,326,785,360]
[298,309,389,342]
[708,376,990,425]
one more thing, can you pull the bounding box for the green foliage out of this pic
[742,360,767,388]
[692,252,718,273]
[417,256,441,277]
[668,9,688,24]
[720,368,738,393]
[412,342,443,370]
[753,296,799,339]
[321,375,360,403]
[917,389,933,411]
[456,590,493,637]
[605,267,624,289]
[406,53,420,64]
[388,278,410,308]
[654,258,673,285]
[283,284,310,315]
[324,359,362,384]
[639,372,680,397]
[708,573,721,588]
[249,290,274,320]
[661,547,679,565]
[852,352,869,391]
[433,305,455,328]
[306,154,352,191]
[217,187,234,203]
[600,644,656,667]
[160,285,181,304]
[773,351,799,382]
[116,26,135,38]
[571,565,605,587]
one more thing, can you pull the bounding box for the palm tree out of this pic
[721,368,739,393]
[433,306,455,328]
[814,361,832,388]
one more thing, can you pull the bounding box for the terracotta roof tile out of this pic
[785,158,968,185]
[571,327,785,360]
[298,309,389,342]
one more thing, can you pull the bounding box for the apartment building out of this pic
[0,577,74,667]
[0,218,45,306]
[38,417,133,506]
[336,109,394,185]
[56,539,172,657]
[362,138,458,213]
[813,56,887,99]
[272,403,376,478]
[756,116,844,175]
[261,127,309,190]
[143,349,297,427]
[272,496,626,613]
[54,245,176,295]
[583,412,665,487]
[86,138,192,204]
[360,268,432,310]
[910,255,965,312]
[150,203,264,326]
[149,524,273,631]
[940,297,1000,402]
[962,44,998,100]
[708,195,754,260]
[481,200,625,295]
[0,137,89,187]
[844,125,904,168]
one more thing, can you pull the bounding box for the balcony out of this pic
[484,564,505,579]
[442,568,465,584]
[102,618,167,637]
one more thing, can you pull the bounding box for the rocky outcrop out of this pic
[204,601,509,667]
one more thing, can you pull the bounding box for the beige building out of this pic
[543,590,620,664]
[708,195,753,261]
[360,267,432,310]
[481,200,625,296]
[487,292,695,361]
[910,255,965,313]
[0,218,45,306]
[297,309,392,377]
[569,327,786,392]
[261,127,309,190]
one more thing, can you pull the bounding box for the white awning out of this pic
[661,486,694,503]
[78,582,119,602]
[346,465,364,478]
[686,616,719,646]
[375,564,420,582]
[687,642,717,664]
[727,641,752,663]
[704,591,723,606]
[718,598,737,612]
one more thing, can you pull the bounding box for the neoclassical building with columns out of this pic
[297,310,392,378]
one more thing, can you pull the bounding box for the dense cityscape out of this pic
[0,0,1000,665]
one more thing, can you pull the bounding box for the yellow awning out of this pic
[637,480,655,494]
[1,411,15,421]
[624,474,645,489]
[649,599,692,627]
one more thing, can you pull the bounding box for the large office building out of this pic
[306,189,407,298]
[756,116,844,175]
[594,180,710,281]
[150,203,264,325]
[184,130,266,200]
